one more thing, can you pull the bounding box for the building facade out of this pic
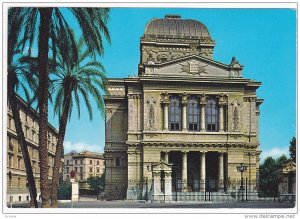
[104,15,263,201]
[63,150,105,191]
[7,95,63,203]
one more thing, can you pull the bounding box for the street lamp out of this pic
[236,163,247,201]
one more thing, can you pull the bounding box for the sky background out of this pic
[38,8,296,161]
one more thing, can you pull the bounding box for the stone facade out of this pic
[63,150,105,191]
[7,95,63,203]
[104,15,263,201]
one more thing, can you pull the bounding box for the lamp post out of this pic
[236,163,247,201]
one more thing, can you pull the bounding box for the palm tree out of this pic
[50,37,107,207]
[14,7,110,207]
[7,8,39,208]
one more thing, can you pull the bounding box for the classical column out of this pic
[199,95,206,132]
[162,94,169,131]
[200,151,206,192]
[182,93,188,131]
[164,151,169,164]
[164,103,169,130]
[219,103,224,132]
[218,95,227,132]
[182,151,188,192]
[218,152,224,191]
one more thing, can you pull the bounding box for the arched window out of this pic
[169,96,181,131]
[187,96,199,131]
[205,97,218,132]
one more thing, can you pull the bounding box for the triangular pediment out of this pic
[152,159,172,172]
[282,160,296,173]
[144,55,242,78]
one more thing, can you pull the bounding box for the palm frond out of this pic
[78,86,93,120]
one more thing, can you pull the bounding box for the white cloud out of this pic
[260,146,289,162]
[64,140,103,154]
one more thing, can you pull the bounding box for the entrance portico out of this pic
[147,150,227,202]
[157,151,226,190]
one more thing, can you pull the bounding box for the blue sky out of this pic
[39,8,296,161]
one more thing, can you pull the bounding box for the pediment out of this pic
[282,160,296,173]
[144,55,242,78]
[152,159,172,172]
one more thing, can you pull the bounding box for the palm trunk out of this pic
[51,86,72,207]
[7,76,38,208]
[37,7,52,208]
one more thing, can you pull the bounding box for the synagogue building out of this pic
[104,15,263,202]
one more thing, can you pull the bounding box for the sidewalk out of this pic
[8,200,295,209]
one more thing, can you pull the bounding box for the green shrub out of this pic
[57,180,71,200]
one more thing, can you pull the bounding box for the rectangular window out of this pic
[8,156,12,168]
[9,176,13,188]
[75,167,78,173]
[18,178,21,188]
[19,196,22,201]
[32,131,35,142]
[90,160,92,165]
[75,160,77,165]
[187,97,199,131]
[67,160,69,165]
[80,167,83,173]
[25,127,29,138]
[97,168,100,173]
[90,167,93,173]
[169,96,181,131]
[189,123,198,131]
[97,161,100,165]
[18,158,21,170]
[80,160,83,165]
[205,98,218,132]
[80,174,83,180]
[66,167,69,173]
[115,157,121,167]
[8,118,12,129]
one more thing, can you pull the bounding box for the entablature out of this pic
[141,141,258,150]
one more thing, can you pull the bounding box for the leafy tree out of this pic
[13,7,110,207]
[87,174,105,194]
[259,155,287,197]
[289,137,296,162]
